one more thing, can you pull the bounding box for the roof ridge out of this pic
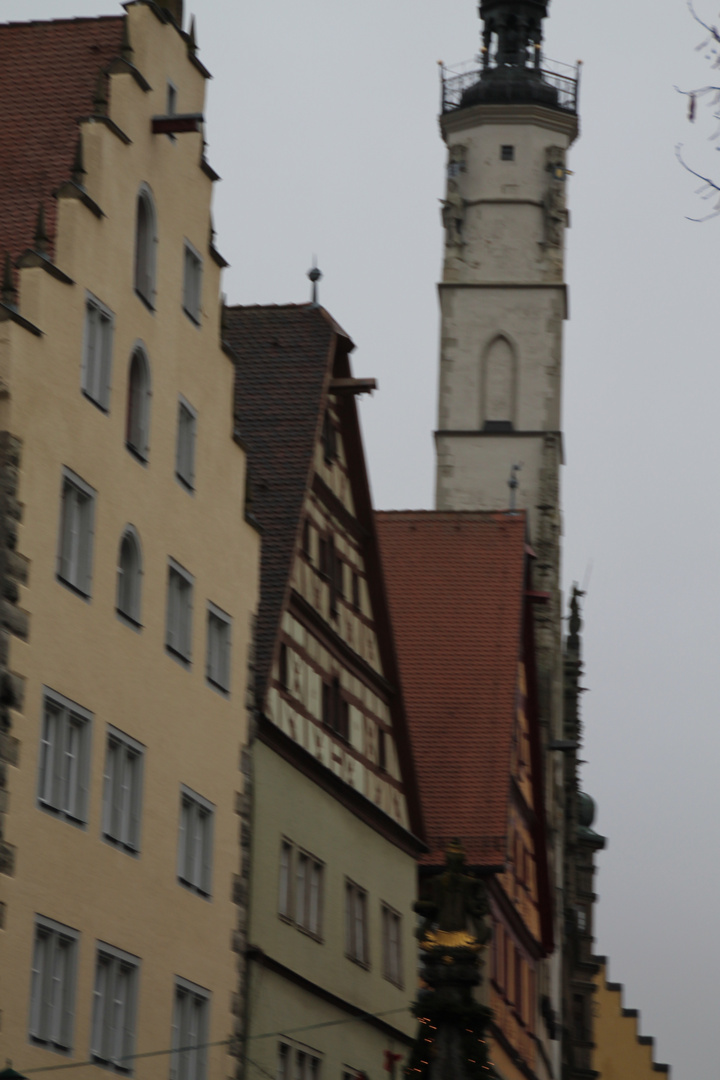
[1,15,124,29]
[224,302,313,312]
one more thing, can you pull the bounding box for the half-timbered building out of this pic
[376,510,554,1080]
[223,303,426,1080]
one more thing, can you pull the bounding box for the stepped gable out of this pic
[223,302,348,702]
[594,956,671,1077]
[0,15,124,265]
[375,510,528,867]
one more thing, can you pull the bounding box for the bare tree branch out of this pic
[688,0,720,44]
[675,144,720,218]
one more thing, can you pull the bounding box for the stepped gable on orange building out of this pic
[376,510,549,882]
[0,15,124,268]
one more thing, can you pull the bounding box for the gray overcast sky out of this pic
[4,0,717,1075]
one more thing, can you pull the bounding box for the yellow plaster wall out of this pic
[593,960,670,1080]
[0,6,259,1078]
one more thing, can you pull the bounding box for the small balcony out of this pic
[440,54,580,115]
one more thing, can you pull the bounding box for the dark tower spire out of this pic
[461,0,563,109]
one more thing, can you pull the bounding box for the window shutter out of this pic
[177,798,188,881]
[102,738,115,837]
[201,808,213,895]
[29,931,45,1038]
[129,751,142,851]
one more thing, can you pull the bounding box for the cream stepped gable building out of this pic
[433,2,583,1077]
[0,4,259,1079]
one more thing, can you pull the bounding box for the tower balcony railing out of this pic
[440,55,580,115]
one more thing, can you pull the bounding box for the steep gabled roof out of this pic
[375,510,530,869]
[0,15,125,267]
[224,302,341,700]
[223,302,425,842]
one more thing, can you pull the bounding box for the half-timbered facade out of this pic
[376,510,554,1080]
[223,303,426,1080]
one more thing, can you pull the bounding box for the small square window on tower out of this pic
[501,145,515,161]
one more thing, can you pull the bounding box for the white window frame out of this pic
[182,241,203,325]
[278,1043,321,1080]
[28,915,79,1053]
[206,602,231,694]
[116,526,143,626]
[345,879,368,967]
[166,559,194,664]
[134,184,157,309]
[37,688,92,826]
[125,345,152,463]
[177,786,214,898]
[170,977,210,1080]
[278,839,323,939]
[175,396,197,492]
[381,903,403,987]
[57,468,96,598]
[91,942,140,1073]
[102,726,144,854]
[81,292,114,411]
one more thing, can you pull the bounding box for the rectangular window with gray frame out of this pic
[90,943,140,1073]
[175,397,197,491]
[102,727,144,854]
[166,559,194,663]
[345,879,368,967]
[28,916,79,1053]
[177,786,214,897]
[170,977,210,1080]
[206,602,231,693]
[82,293,114,411]
[57,468,96,597]
[381,903,403,987]
[182,241,203,325]
[37,689,92,826]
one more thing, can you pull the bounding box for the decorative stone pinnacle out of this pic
[34,204,49,256]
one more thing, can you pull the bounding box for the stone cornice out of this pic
[441,101,579,143]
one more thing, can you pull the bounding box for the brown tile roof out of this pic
[0,15,124,268]
[223,303,339,700]
[375,510,528,868]
[224,303,426,842]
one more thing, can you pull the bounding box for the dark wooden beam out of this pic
[329,377,377,395]
[151,113,203,135]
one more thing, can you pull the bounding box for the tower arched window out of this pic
[126,346,151,461]
[117,527,143,624]
[134,185,157,307]
[482,335,516,431]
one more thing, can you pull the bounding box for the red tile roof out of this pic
[375,510,528,868]
[0,15,124,268]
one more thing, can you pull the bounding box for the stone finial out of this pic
[187,15,197,56]
[1,254,16,308]
[34,204,49,256]
[93,69,108,116]
[120,16,133,61]
[71,134,86,187]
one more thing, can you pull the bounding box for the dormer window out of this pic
[182,241,203,325]
[322,410,336,463]
[134,185,157,308]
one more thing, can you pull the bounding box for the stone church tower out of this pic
[433,3,583,1077]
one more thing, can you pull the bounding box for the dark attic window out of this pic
[352,571,360,611]
[322,410,337,463]
[302,518,311,561]
[279,642,288,690]
[322,677,348,741]
[378,727,387,773]
[501,145,515,161]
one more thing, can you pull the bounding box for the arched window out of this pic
[126,347,151,461]
[134,185,157,307]
[482,335,516,430]
[117,527,142,624]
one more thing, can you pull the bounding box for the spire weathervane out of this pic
[307,259,322,307]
